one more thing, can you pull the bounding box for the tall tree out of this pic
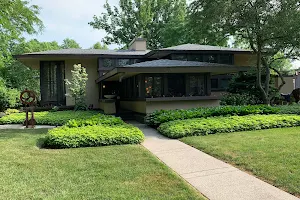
[0,0,43,68]
[91,42,109,50]
[190,0,300,104]
[61,38,81,49]
[89,0,187,49]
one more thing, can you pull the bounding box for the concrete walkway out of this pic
[0,125,56,129]
[131,122,299,200]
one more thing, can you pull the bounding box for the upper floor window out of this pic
[103,59,114,68]
[117,59,130,67]
[171,53,234,65]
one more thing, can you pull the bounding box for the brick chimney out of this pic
[128,38,147,51]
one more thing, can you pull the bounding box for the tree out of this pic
[0,0,43,68]
[60,38,81,49]
[89,0,187,49]
[65,64,88,110]
[189,0,300,104]
[91,42,109,50]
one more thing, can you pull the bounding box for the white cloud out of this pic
[25,0,119,49]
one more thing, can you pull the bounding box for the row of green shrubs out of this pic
[158,114,300,139]
[44,124,144,149]
[145,105,279,127]
[0,111,100,125]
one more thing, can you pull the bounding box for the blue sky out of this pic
[25,0,119,49]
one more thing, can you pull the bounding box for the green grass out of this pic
[0,129,205,200]
[181,127,300,197]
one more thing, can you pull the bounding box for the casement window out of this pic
[145,75,163,98]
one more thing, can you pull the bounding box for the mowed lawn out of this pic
[181,127,300,197]
[0,129,205,200]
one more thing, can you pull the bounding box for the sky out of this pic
[25,0,119,49]
[25,0,300,68]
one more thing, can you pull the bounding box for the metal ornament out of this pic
[20,90,37,128]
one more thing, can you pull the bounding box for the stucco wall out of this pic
[275,76,295,94]
[146,100,220,114]
[19,57,99,108]
[120,101,146,114]
[234,54,256,67]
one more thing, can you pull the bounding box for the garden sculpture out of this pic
[20,90,37,128]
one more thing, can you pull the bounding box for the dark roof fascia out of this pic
[14,54,147,59]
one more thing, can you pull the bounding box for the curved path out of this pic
[131,122,299,200]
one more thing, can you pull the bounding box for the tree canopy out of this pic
[190,0,300,104]
[89,0,188,49]
[61,38,81,49]
[91,42,109,50]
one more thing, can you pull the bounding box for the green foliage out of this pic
[220,93,260,106]
[60,38,81,49]
[277,105,300,115]
[0,111,99,125]
[89,0,188,49]
[65,114,125,128]
[145,105,279,127]
[91,42,108,50]
[0,79,19,112]
[0,0,43,68]
[43,125,144,149]
[189,0,300,104]
[4,109,20,115]
[158,115,300,138]
[65,64,88,110]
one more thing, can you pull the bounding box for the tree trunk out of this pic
[256,48,269,104]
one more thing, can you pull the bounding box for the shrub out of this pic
[0,111,100,125]
[43,125,144,149]
[220,93,259,106]
[145,105,279,127]
[277,105,300,115]
[4,109,20,115]
[158,114,300,138]
[65,114,125,127]
[0,80,19,112]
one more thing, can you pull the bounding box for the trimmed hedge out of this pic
[0,111,100,125]
[158,114,300,139]
[145,105,279,127]
[43,124,144,149]
[65,114,125,127]
[278,105,300,115]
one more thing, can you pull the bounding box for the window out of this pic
[145,76,163,98]
[117,59,130,67]
[167,74,185,97]
[220,54,233,64]
[188,75,206,96]
[188,54,203,62]
[203,54,218,63]
[172,54,187,61]
[211,79,219,89]
[103,59,115,68]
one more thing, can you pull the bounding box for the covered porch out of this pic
[97,60,250,114]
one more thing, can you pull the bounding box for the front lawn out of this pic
[0,129,204,200]
[181,127,300,197]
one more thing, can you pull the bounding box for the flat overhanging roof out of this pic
[96,60,252,82]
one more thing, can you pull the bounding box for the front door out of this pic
[40,61,66,106]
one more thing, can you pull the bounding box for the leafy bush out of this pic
[65,114,125,127]
[158,114,300,139]
[4,109,20,115]
[277,105,300,115]
[220,93,260,106]
[0,80,19,112]
[145,105,279,127]
[0,111,100,125]
[43,124,144,149]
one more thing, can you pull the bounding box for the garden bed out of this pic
[158,114,300,138]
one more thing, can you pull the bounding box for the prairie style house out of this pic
[15,38,254,114]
